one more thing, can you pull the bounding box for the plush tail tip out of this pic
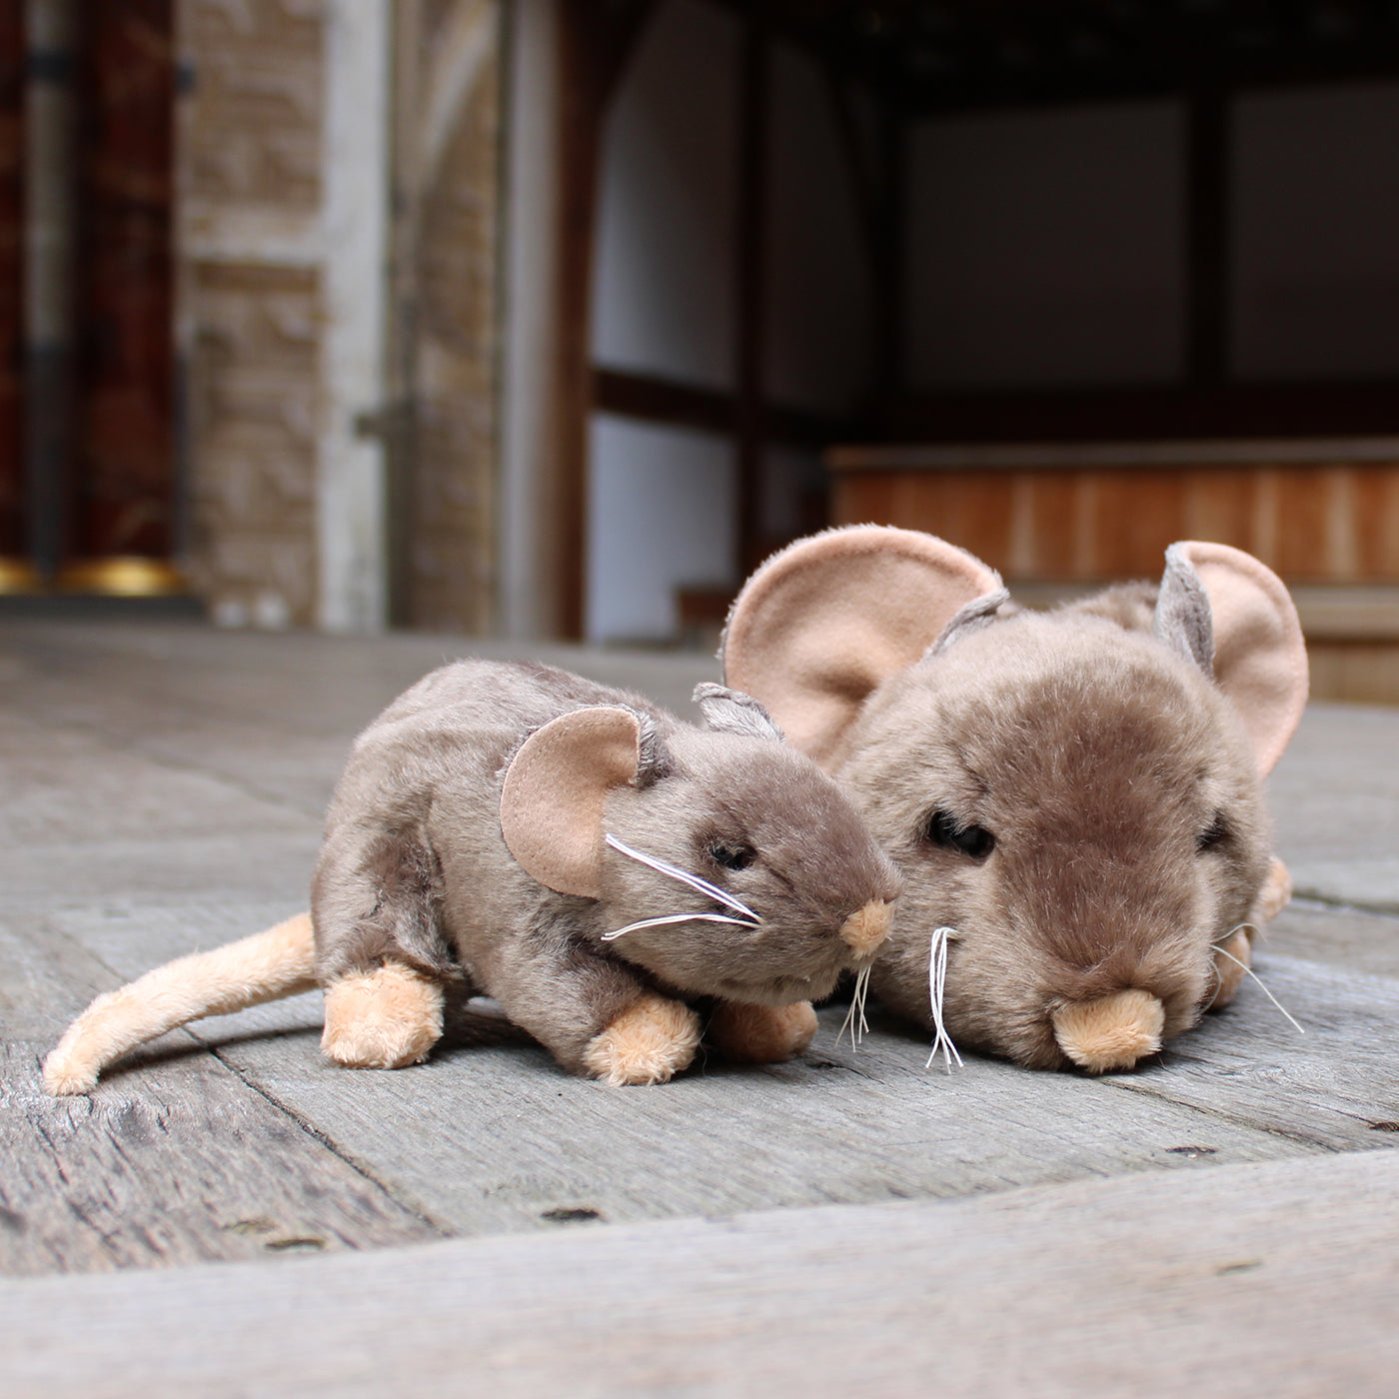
[42,912,317,1096]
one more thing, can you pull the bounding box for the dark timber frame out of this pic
[549,0,1399,637]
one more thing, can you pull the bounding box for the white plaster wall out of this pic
[1232,83,1399,379]
[586,415,737,643]
[905,102,1186,387]
[590,0,739,389]
[586,3,877,641]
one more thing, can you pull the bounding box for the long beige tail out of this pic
[43,913,317,1095]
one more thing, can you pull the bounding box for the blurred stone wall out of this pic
[389,0,502,633]
[177,0,503,631]
[178,0,324,627]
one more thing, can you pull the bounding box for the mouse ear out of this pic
[500,706,666,898]
[1157,542,1308,775]
[692,683,784,742]
[721,525,1003,766]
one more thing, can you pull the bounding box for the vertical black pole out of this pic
[23,0,78,580]
[1186,83,1230,390]
[735,3,769,576]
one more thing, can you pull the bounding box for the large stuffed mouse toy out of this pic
[721,525,1308,1073]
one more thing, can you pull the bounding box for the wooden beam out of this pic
[552,0,607,640]
[0,0,28,573]
[873,99,906,399]
[1186,84,1230,388]
[597,0,657,109]
[23,0,78,581]
[876,381,1399,444]
[734,4,770,576]
[593,366,859,450]
[821,64,882,299]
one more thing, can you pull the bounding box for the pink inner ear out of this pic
[499,708,641,898]
[724,525,1002,766]
[1178,541,1309,775]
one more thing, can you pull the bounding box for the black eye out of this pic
[710,843,755,872]
[1197,813,1230,853]
[926,811,995,860]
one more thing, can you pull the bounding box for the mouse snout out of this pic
[1051,990,1165,1073]
[839,899,893,957]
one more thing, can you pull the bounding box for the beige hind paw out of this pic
[583,994,701,1086]
[321,964,444,1069]
[708,1000,817,1064]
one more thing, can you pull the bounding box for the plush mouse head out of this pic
[500,684,901,1006]
[722,526,1308,1069]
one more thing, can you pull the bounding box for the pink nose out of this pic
[839,900,893,957]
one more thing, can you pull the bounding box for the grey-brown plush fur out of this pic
[836,606,1269,1069]
[721,528,1306,1072]
[313,660,899,1074]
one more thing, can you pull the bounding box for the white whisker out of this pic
[1212,942,1305,1036]
[601,912,756,942]
[604,834,761,922]
[925,926,963,1073]
[838,964,872,1049]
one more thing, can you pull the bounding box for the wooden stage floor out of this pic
[2,619,1396,1395]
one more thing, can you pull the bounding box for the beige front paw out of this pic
[321,964,444,1069]
[582,994,701,1086]
[708,1000,817,1064]
[1250,856,1292,925]
[1209,928,1253,1010]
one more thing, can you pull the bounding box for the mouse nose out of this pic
[1052,989,1165,1072]
[839,900,893,957]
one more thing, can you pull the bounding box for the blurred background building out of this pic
[2,0,1398,696]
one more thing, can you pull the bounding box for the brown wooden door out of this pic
[70,0,175,565]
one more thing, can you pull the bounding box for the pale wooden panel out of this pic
[1019,469,1082,576]
[1086,469,1188,577]
[1353,465,1399,578]
[4,1150,1397,1397]
[1182,466,1259,550]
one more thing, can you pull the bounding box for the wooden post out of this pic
[552,0,602,641]
[0,0,33,587]
[874,102,906,404]
[23,0,77,582]
[735,4,770,575]
[1186,83,1230,387]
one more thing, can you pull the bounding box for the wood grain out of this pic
[3,1149,1397,1397]
[0,918,440,1276]
[2,613,1394,1367]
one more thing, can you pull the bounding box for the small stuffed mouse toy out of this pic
[721,526,1307,1073]
[45,660,899,1093]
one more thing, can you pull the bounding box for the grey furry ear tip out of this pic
[926,587,1012,659]
[692,683,785,742]
[1155,546,1215,676]
[626,707,671,787]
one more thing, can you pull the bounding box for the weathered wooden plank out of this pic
[1268,702,1399,913]
[0,703,316,846]
[49,895,1324,1236]
[3,1149,1397,1398]
[0,919,442,1276]
[1266,901,1399,980]
[0,620,715,812]
[1099,951,1399,1148]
